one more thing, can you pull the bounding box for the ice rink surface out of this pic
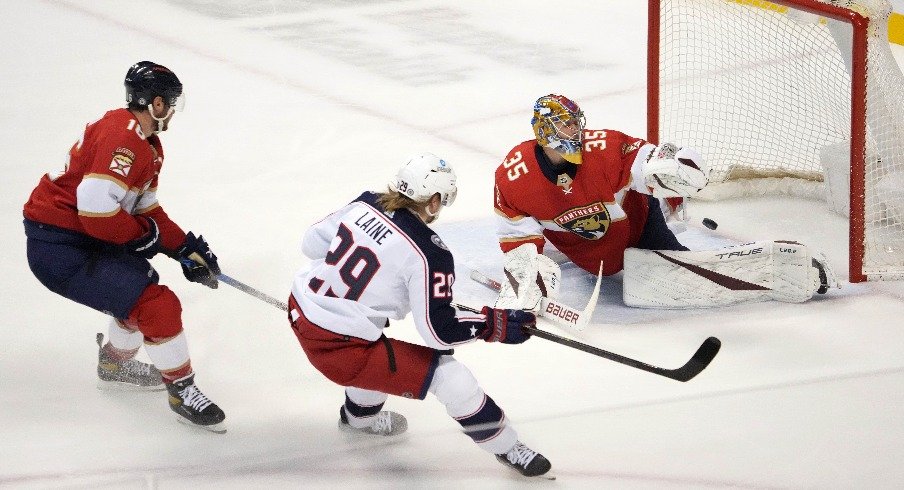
[3,1,904,488]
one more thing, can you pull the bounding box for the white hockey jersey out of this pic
[292,192,487,349]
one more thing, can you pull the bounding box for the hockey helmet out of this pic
[124,61,185,111]
[389,152,458,207]
[531,94,586,164]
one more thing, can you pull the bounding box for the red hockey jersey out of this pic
[24,108,185,250]
[493,129,658,276]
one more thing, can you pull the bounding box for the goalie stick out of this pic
[452,302,720,382]
[469,263,603,332]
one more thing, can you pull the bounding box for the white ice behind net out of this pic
[659,0,904,278]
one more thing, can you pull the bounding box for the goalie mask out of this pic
[531,94,586,164]
[389,152,458,207]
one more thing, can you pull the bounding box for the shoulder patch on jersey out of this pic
[622,140,642,156]
[430,234,449,251]
[110,148,135,177]
[554,202,611,240]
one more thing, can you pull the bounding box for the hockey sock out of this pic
[453,394,517,454]
[104,318,142,361]
[144,331,193,383]
[343,389,389,429]
[428,357,518,454]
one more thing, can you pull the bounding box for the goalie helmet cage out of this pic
[648,0,904,282]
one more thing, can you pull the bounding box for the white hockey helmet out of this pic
[389,152,458,206]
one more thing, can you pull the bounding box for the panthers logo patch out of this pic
[109,149,134,177]
[622,140,642,156]
[554,202,611,240]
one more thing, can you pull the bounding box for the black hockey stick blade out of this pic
[668,336,721,382]
[526,327,721,382]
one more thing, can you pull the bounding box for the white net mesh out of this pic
[657,0,904,279]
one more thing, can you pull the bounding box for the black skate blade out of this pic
[506,468,556,480]
[176,416,227,434]
[499,461,556,480]
[96,379,165,392]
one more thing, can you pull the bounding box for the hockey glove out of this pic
[124,216,161,259]
[481,307,535,344]
[643,143,709,198]
[176,232,220,289]
[495,244,561,312]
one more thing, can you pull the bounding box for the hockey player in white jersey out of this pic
[287,153,552,478]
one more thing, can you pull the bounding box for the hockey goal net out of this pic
[648,0,904,282]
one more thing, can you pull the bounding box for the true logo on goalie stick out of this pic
[554,202,611,239]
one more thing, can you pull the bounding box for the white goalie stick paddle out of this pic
[469,262,603,332]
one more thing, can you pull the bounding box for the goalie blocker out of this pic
[623,241,838,309]
[495,243,562,312]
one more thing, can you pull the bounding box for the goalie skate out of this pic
[96,333,164,391]
[496,441,554,479]
[338,406,408,436]
[167,374,226,433]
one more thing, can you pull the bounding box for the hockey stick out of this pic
[469,262,603,332]
[216,270,719,381]
[177,252,284,312]
[452,302,720,382]
[216,273,288,312]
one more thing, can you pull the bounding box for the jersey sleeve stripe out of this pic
[75,176,128,214]
[83,172,128,191]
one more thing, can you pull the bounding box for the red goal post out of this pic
[648,0,904,283]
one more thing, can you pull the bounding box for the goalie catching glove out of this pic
[494,243,562,313]
[173,232,220,289]
[642,143,709,198]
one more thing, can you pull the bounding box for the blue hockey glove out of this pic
[124,216,160,259]
[176,232,220,289]
[481,307,535,344]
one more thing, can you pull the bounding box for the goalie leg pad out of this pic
[623,241,828,309]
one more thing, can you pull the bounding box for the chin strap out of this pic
[425,205,441,219]
[147,104,173,133]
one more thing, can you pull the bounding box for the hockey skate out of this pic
[166,374,226,433]
[496,441,553,478]
[338,406,408,436]
[96,333,164,391]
